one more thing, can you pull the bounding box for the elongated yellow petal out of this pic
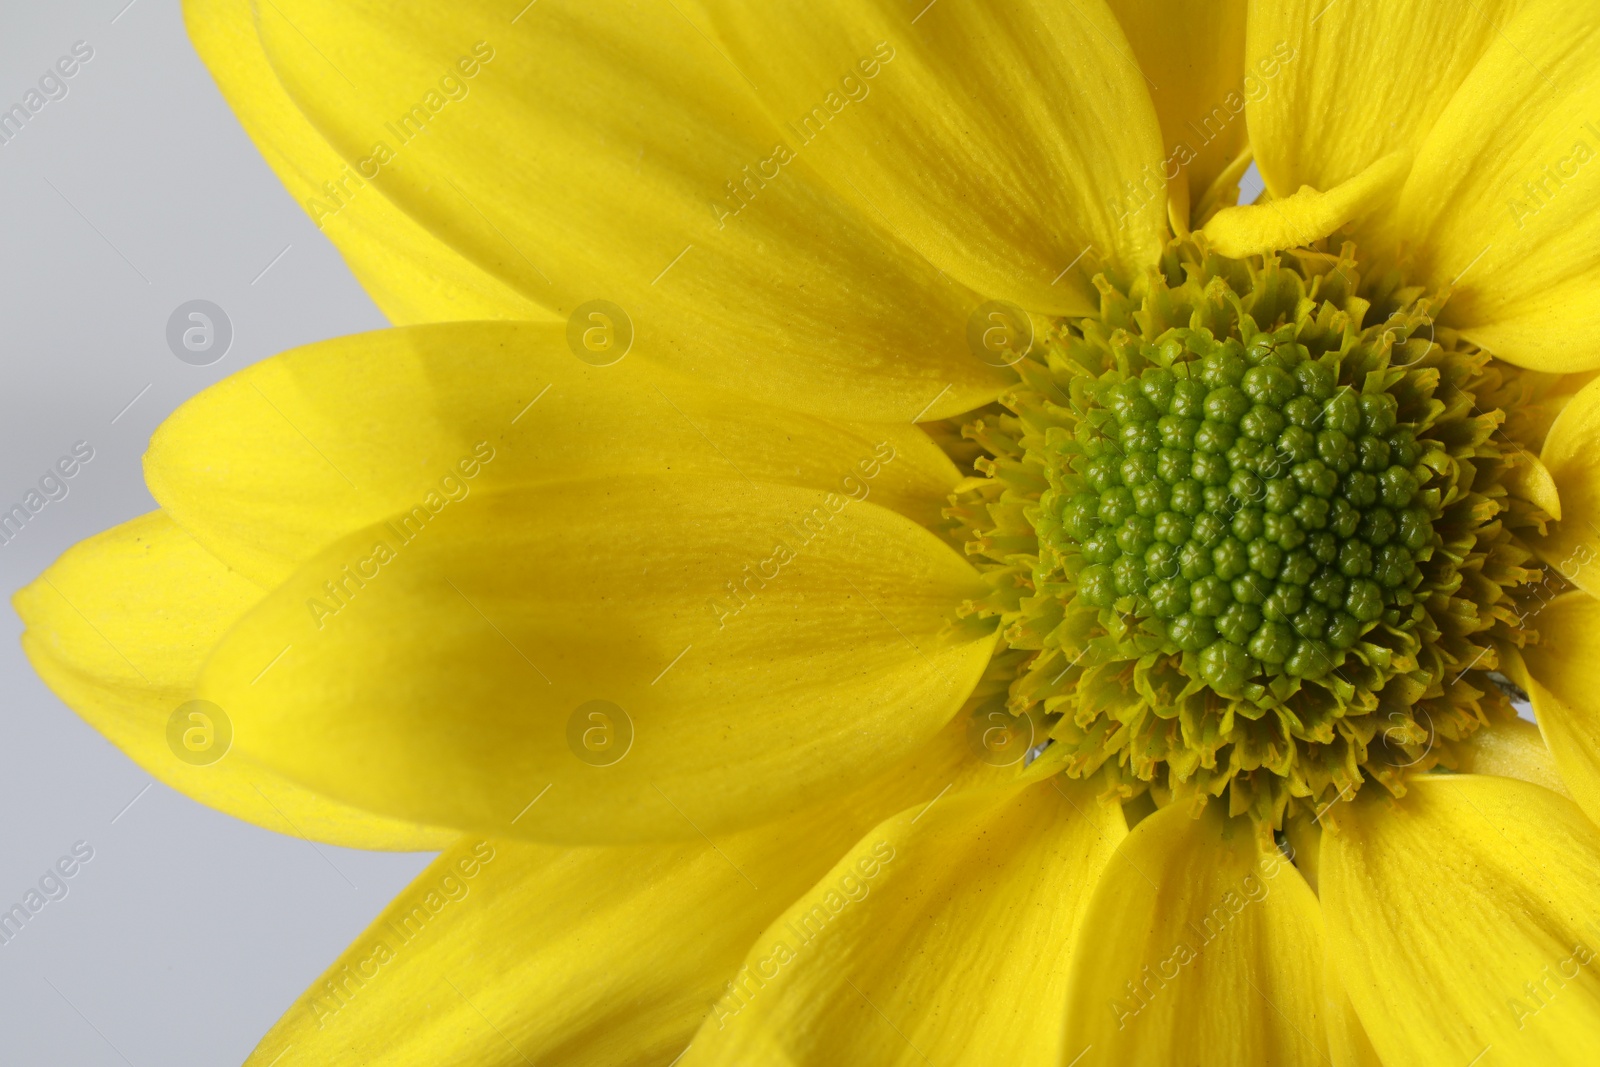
[1522,370,1600,451]
[242,0,1010,421]
[1063,798,1328,1065]
[1323,775,1600,1064]
[1105,0,1248,222]
[696,0,1167,314]
[1245,0,1516,200]
[1522,592,1600,825]
[199,480,994,844]
[1382,3,1600,372]
[182,0,547,324]
[1453,715,1571,798]
[243,717,999,1066]
[1324,953,1383,1067]
[145,321,961,586]
[12,512,452,851]
[1203,151,1410,257]
[1504,451,1562,520]
[680,775,1123,1067]
[1528,375,1600,595]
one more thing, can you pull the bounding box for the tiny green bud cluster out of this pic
[1059,330,1432,694]
[952,237,1535,823]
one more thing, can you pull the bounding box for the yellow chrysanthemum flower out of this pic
[19,0,1600,1062]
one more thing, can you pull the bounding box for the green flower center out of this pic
[1060,327,1440,696]
[948,237,1552,825]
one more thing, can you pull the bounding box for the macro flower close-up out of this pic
[16,0,1600,1062]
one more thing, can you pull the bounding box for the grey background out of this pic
[0,2,432,1064]
[0,3,1270,1064]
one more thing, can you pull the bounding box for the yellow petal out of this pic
[1063,798,1328,1065]
[1504,451,1562,520]
[1245,0,1516,200]
[1452,715,1570,798]
[243,1,1010,421]
[1382,3,1600,372]
[1515,368,1600,453]
[1522,591,1600,827]
[1527,374,1600,594]
[695,0,1167,314]
[1105,0,1248,222]
[1283,811,1322,894]
[681,775,1123,1066]
[199,480,995,844]
[1321,775,1600,1064]
[243,716,1000,1066]
[145,321,962,586]
[12,512,452,851]
[182,0,546,324]
[1324,953,1383,1067]
[1201,151,1410,258]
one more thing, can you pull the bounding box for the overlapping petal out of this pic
[1322,775,1600,1064]
[1245,1,1600,376]
[1451,715,1570,798]
[695,0,1167,313]
[1522,592,1600,827]
[145,321,962,586]
[13,511,453,850]
[1527,374,1600,595]
[1063,799,1329,1066]
[1106,0,1249,226]
[236,0,1014,421]
[1379,2,1600,372]
[243,718,997,1067]
[197,475,994,844]
[1244,0,1517,199]
[1202,151,1409,257]
[681,774,1122,1066]
[183,0,547,324]
[1323,957,1384,1067]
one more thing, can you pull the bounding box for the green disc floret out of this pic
[950,236,1545,828]
[1054,327,1437,693]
